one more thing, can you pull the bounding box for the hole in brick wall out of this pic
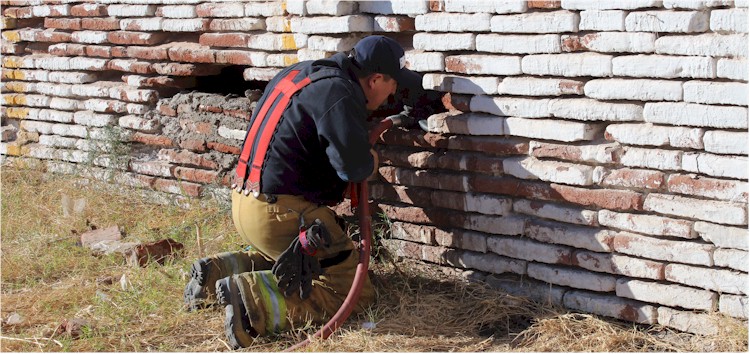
[193,65,268,96]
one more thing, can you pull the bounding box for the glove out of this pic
[271,219,331,300]
[386,105,414,127]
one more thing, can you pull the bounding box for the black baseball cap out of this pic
[352,35,422,89]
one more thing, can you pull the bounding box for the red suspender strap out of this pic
[235,70,313,194]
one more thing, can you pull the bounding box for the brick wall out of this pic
[1,0,747,334]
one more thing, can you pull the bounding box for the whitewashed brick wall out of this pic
[1,0,747,334]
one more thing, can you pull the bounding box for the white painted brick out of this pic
[549,98,643,122]
[6,69,49,82]
[711,8,748,33]
[529,263,617,292]
[243,68,282,82]
[505,118,604,142]
[617,279,717,310]
[244,2,285,17]
[717,58,748,81]
[657,307,719,335]
[125,103,149,116]
[291,15,373,34]
[564,32,655,53]
[606,123,704,149]
[465,214,526,235]
[12,94,50,108]
[32,4,70,17]
[110,86,157,104]
[416,13,490,32]
[683,81,748,106]
[626,11,709,33]
[644,102,747,129]
[426,112,504,135]
[372,15,414,32]
[655,34,748,58]
[73,111,117,127]
[34,56,71,71]
[445,55,521,76]
[527,220,613,252]
[682,152,748,179]
[130,160,173,178]
[49,72,99,85]
[720,294,748,319]
[71,31,109,44]
[404,51,444,72]
[358,0,429,15]
[613,232,715,266]
[666,263,746,295]
[695,221,748,250]
[37,109,73,123]
[69,58,108,71]
[38,135,77,149]
[121,17,163,31]
[574,251,665,280]
[514,199,598,226]
[584,79,682,102]
[663,0,735,9]
[491,11,579,33]
[503,156,595,186]
[715,248,748,272]
[613,55,716,79]
[703,130,748,155]
[82,99,127,114]
[162,18,209,32]
[307,35,361,52]
[413,33,475,51]
[499,77,584,96]
[266,53,299,67]
[422,73,498,95]
[461,193,512,215]
[668,173,748,203]
[522,53,613,77]
[71,82,119,98]
[476,34,561,54]
[458,251,527,275]
[296,48,332,62]
[248,33,308,51]
[565,290,657,324]
[488,237,571,265]
[645,193,747,226]
[599,210,695,239]
[579,10,626,31]
[49,97,79,111]
[210,18,266,32]
[470,96,550,118]
[158,5,197,18]
[531,141,620,164]
[305,0,357,15]
[562,0,662,10]
[444,0,527,14]
[119,115,159,133]
[107,4,156,17]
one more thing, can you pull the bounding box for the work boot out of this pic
[216,275,257,349]
[183,251,253,311]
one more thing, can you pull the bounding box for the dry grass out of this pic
[1,168,747,352]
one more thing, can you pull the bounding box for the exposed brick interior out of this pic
[1,0,747,334]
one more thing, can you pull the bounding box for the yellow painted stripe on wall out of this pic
[281,34,297,50]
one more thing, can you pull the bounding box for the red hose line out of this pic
[284,119,393,351]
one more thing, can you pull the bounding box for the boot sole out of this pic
[221,276,255,349]
[184,258,213,311]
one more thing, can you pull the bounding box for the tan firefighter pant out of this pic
[230,190,376,336]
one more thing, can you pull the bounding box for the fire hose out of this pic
[284,115,403,351]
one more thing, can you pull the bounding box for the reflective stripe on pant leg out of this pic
[257,270,288,334]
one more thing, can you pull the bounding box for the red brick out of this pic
[667,174,748,202]
[25,42,51,53]
[173,167,219,184]
[429,0,444,12]
[215,50,263,65]
[197,104,223,114]
[81,17,121,31]
[561,35,585,52]
[158,103,177,116]
[552,184,644,211]
[152,63,221,76]
[131,132,174,147]
[179,119,214,134]
[159,149,219,169]
[111,46,128,58]
[381,129,528,155]
[128,75,196,89]
[195,2,244,17]
[153,178,202,197]
[223,109,252,121]
[199,33,251,48]
[599,168,664,190]
[108,31,168,45]
[85,45,112,58]
[180,139,207,152]
[528,0,561,8]
[35,30,71,43]
[442,92,471,112]
[168,47,215,64]
[127,45,169,60]
[71,4,108,17]
[49,43,86,56]
[207,141,240,155]
[44,17,81,30]
[126,238,184,267]
[107,59,154,74]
